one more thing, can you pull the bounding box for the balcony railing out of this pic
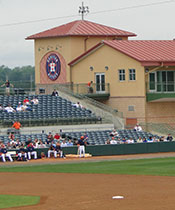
[146,82,175,101]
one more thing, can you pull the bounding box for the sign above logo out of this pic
[46,54,61,81]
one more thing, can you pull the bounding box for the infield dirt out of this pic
[1,153,175,210]
[0,172,175,210]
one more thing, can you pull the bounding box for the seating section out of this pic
[0,130,158,146]
[117,130,158,140]
[0,133,47,145]
[0,95,99,126]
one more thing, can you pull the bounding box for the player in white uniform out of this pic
[0,144,13,162]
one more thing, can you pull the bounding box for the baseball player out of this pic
[17,145,27,161]
[0,144,13,162]
[55,142,65,158]
[27,142,37,160]
[48,144,57,158]
[77,136,86,158]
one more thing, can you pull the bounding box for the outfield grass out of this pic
[0,195,40,209]
[0,157,175,176]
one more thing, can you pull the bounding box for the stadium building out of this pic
[26,20,175,127]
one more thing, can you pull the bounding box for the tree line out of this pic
[0,65,35,89]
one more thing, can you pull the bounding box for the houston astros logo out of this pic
[46,54,61,81]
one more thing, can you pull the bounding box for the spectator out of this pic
[110,137,118,144]
[122,138,127,144]
[127,138,135,144]
[105,139,111,144]
[166,134,173,142]
[0,104,4,112]
[12,121,21,130]
[51,89,59,96]
[54,133,60,140]
[61,139,67,147]
[1,80,14,96]
[38,140,46,148]
[110,129,119,137]
[137,137,143,143]
[67,139,73,147]
[143,137,147,143]
[87,81,93,93]
[8,132,15,140]
[21,102,32,111]
[147,136,153,143]
[23,97,30,105]
[159,136,165,142]
[5,104,16,113]
[72,102,83,108]
[46,132,54,144]
[16,102,23,112]
[31,97,39,105]
[134,124,142,131]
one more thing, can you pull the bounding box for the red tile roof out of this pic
[26,20,136,39]
[69,40,175,66]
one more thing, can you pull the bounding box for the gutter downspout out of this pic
[84,37,89,52]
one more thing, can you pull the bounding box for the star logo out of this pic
[46,54,61,81]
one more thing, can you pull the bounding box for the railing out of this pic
[58,83,110,96]
[146,82,175,93]
[54,84,124,129]
[0,81,35,95]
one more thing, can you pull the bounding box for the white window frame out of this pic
[129,69,136,81]
[118,69,125,81]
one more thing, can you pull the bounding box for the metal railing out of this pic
[146,82,175,93]
[58,83,110,95]
[0,81,35,95]
[54,84,124,129]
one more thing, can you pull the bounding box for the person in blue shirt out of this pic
[67,139,73,147]
[143,138,147,143]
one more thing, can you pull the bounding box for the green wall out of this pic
[35,142,175,157]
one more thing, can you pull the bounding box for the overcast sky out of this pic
[0,0,175,67]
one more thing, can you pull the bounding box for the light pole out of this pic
[79,2,89,20]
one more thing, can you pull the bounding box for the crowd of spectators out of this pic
[0,97,39,113]
[0,130,89,162]
[105,127,173,145]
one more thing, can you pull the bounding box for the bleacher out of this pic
[0,129,158,146]
[0,95,100,126]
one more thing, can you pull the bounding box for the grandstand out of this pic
[0,129,158,146]
[0,90,171,160]
[0,95,100,127]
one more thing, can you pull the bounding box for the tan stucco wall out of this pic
[71,44,145,97]
[34,37,71,84]
[34,35,128,85]
[146,102,175,124]
[104,97,146,124]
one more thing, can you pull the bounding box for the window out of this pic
[128,105,135,111]
[118,69,125,81]
[129,69,136,81]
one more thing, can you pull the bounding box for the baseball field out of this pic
[0,154,175,210]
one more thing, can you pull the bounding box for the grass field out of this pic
[0,157,175,176]
[0,195,40,209]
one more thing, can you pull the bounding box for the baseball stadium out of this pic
[1,6,175,210]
